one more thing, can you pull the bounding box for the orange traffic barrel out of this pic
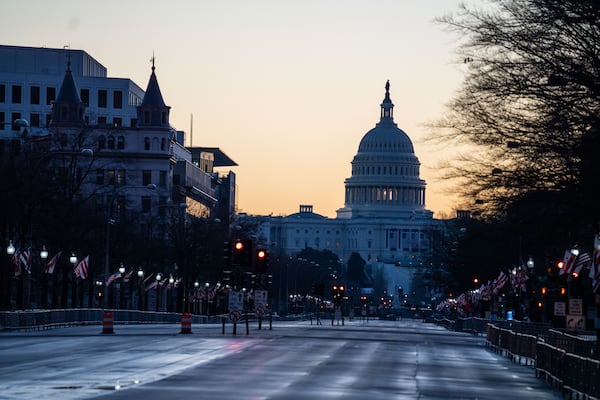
[180,313,192,334]
[102,311,114,334]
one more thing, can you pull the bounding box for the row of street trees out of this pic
[422,0,600,302]
[0,127,229,311]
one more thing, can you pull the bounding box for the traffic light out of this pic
[223,241,231,268]
[232,239,252,266]
[397,286,404,298]
[255,248,269,272]
[360,295,367,305]
[331,284,345,304]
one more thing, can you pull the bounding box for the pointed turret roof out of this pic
[49,55,86,127]
[136,56,171,128]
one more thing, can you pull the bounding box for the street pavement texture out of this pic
[0,319,564,399]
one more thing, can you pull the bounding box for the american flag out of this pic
[19,249,31,274]
[560,249,577,275]
[573,251,592,275]
[106,271,122,287]
[11,248,30,276]
[590,236,600,293]
[74,256,89,279]
[122,269,134,283]
[44,251,62,274]
[145,280,158,292]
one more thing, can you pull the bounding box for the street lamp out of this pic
[137,267,144,311]
[118,263,126,309]
[6,240,15,256]
[155,273,162,311]
[168,274,175,312]
[193,280,199,314]
[39,246,48,308]
[205,282,210,316]
[70,253,77,307]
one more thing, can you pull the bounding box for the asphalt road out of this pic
[0,318,564,400]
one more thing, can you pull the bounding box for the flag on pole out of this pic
[44,251,62,274]
[19,249,31,274]
[573,251,592,275]
[145,280,158,292]
[560,250,577,275]
[122,269,134,283]
[590,236,600,293]
[11,249,23,276]
[106,271,122,287]
[74,256,89,279]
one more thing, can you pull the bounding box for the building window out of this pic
[80,89,89,106]
[161,138,166,150]
[159,170,167,187]
[144,137,150,150]
[30,86,40,105]
[144,110,150,124]
[45,114,51,126]
[130,118,137,127]
[142,196,152,213]
[117,135,124,149]
[11,113,20,131]
[107,135,115,149]
[98,90,107,108]
[12,85,22,104]
[0,84,5,103]
[96,169,104,184]
[98,116,107,126]
[0,112,4,130]
[113,117,122,127]
[98,135,106,149]
[142,170,152,186]
[113,90,123,109]
[30,113,40,127]
[46,87,55,105]
[107,170,115,185]
[116,169,126,185]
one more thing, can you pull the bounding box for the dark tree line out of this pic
[426,0,600,292]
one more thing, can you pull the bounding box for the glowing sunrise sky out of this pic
[1,0,473,218]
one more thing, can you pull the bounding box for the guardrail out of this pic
[484,322,599,399]
[0,309,215,331]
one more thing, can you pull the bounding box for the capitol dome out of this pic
[337,81,430,219]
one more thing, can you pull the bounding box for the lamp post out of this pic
[69,253,77,308]
[204,282,210,316]
[118,263,125,309]
[193,280,199,314]
[4,241,16,310]
[39,246,48,308]
[168,274,175,312]
[155,273,162,312]
[137,267,144,311]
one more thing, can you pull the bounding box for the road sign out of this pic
[254,290,267,308]
[255,306,265,317]
[566,315,585,331]
[228,290,243,313]
[229,310,241,323]
[554,301,566,316]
